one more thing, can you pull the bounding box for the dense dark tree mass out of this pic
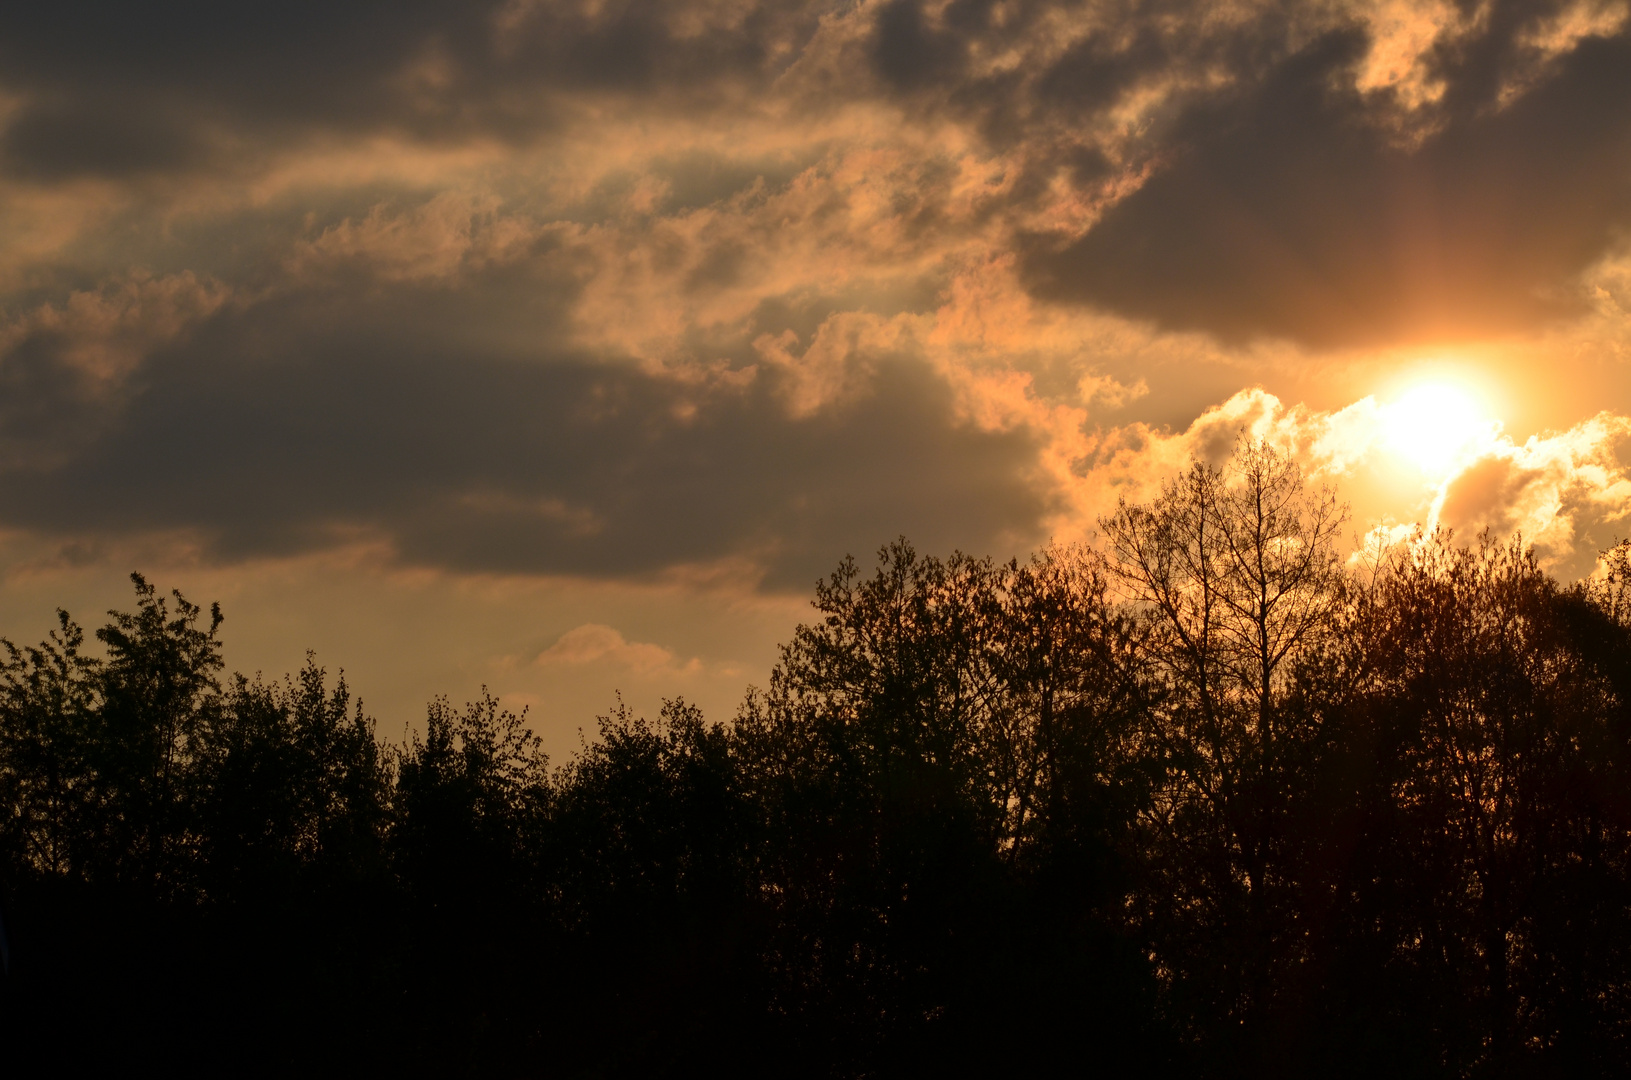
[6,443,1631,1077]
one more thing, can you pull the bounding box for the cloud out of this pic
[1024,23,1631,348]
[0,271,231,472]
[1432,413,1631,575]
[0,271,231,384]
[0,266,1051,589]
[535,622,693,674]
[286,192,546,283]
[0,0,833,172]
[1070,386,1631,580]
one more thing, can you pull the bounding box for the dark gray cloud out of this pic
[0,2,472,140]
[1023,24,1631,348]
[0,100,207,181]
[0,0,839,174]
[0,280,1048,589]
[843,0,1631,347]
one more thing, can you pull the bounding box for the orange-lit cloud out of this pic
[536,622,700,675]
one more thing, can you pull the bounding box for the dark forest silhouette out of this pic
[5,441,1631,1077]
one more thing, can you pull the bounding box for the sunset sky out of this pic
[4,0,1631,753]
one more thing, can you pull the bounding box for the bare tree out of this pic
[1099,438,1347,1048]
[1101,438,1346,735]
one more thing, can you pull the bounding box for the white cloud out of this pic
[1069,388,1631,580]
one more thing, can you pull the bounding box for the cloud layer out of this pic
[2,0,1630,592]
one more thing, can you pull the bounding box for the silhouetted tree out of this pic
[1318,532,1631,1076]
[0,610,98,886]
[736,539,1166,1074]
[1101,440,1346,1065]
[546,699,767,1075]
[390,691,550,1071]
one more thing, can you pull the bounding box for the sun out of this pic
[1381,383,1496,477]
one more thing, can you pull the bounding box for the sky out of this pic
[4,0,1631,755]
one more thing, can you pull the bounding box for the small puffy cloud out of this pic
[536,623,695,674]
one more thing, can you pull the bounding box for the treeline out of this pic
[5,442,1631,1076]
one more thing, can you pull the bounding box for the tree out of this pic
[1099,438,1347,1063]
[90,572,225,895]
[547,699,767,1075]
[736,538,1165,1074]
[1327,532,1631,1075]
[0,610,99,884]
[389,690,551,1070]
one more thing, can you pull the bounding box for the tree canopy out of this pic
[4,442,1631,1077]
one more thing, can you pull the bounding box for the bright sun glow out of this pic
[1381,383,1496,477]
